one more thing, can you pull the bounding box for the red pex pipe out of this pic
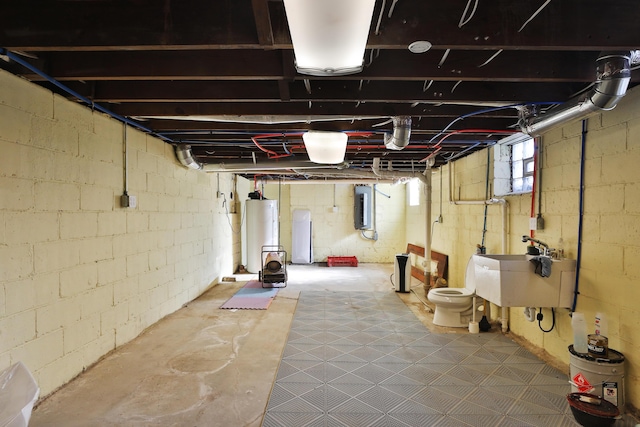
[419,129,517,162]
[252,132,374,159]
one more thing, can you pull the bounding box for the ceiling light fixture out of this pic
[283,0,376,76]
[408,41,432,54]
[303,131,348,164]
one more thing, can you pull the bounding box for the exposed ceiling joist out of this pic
[1,0,638,179]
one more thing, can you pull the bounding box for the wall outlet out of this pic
[121,194,137,208]
[529,217,537,230]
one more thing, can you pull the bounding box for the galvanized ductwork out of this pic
[384,116,412,150]
[202,160,348,172]
[175,115,415,171]
[175,145,202,170]
[520,51,633,136]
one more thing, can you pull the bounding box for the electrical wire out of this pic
[222,193,246,235]
[518,0,552,32]
[458,0,479,27]
[422,80,434,92]
[252,131,375,160]
[252,133,295,159]
[478,49,504,68]
[388,0,399,18]
[428,102,561,144]
[375,0,387,35]
[420,128,518,162]
[438,49,451,67]
[538,307,556,332]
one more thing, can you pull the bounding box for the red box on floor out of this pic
[327,256,358,267]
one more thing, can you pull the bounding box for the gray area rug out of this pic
[262,291,590,426]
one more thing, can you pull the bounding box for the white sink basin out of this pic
[472,254,576,307]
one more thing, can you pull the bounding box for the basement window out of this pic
[494,134,535,196]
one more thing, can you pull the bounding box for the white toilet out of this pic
[428,257,479,327]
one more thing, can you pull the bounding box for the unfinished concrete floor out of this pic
[31,263,420,426]
[34,263,615,426]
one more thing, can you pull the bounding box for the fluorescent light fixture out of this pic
[283,0,376,76]
[303,131,348,164]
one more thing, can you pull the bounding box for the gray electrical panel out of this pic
[354,185,372,230]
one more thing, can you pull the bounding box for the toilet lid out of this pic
[464,256,476,292]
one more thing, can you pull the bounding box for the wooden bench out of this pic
[406,243,448,286]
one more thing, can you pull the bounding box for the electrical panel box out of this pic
[354,185,372,230]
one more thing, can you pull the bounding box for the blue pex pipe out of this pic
[0,48,173,143]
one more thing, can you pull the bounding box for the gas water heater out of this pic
[394,253,411,293]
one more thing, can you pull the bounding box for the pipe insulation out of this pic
[521,51,632,136]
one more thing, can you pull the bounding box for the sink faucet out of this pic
[522,235,552,256]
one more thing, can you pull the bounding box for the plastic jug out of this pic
[571,312,588,353]
[595,312,608,337]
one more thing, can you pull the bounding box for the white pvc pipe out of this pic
[502,308,509,333]
[447,156,510,332]
[448,161,508,253]
[425,168,432,286]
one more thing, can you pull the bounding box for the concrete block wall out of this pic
[406,85,640,411]
[512,86,640,408]
[405,161,508,289]
[0,70,237,397]
[258,182,407,263]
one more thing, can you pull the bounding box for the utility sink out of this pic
[472,254,576,307]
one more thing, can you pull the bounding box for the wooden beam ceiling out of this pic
[1,0,638,178]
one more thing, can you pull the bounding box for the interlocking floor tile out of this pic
[262,291,587,427]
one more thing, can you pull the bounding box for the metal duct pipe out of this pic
[202,160,348,172]
[256,178,398,185]
[288,167,428,184]
[521,51,632,136]
[140,115,388,124]
[175,145,202,170]
[175,145,347,172]
[384,116,412,150]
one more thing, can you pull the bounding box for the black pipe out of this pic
[572,119,588,312]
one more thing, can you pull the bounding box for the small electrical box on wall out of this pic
[121,192,137,208]
[354,185,372,230]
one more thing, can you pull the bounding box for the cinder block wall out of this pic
[258,182,407,263]
[407,86,640,411]
[0,70,237,397]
